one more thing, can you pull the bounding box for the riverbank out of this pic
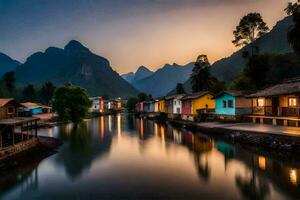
[169,119,300,154]
[0,136,63,172]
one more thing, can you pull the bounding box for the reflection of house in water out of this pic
[216,141,236,170]
[0,163,39,197]
[55,121,112,180]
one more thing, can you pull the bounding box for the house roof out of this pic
[0,98,14,107]
[248,79,300,97]
[20,102,51,109]
[215,90,248,98]
[181,91,212,100]
[165,94,186,101]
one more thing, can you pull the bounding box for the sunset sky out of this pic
[0,0,291,74]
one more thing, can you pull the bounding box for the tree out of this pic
[2,71,16,97]
[191,55,211,93]
[285,0,300,16]
[22,84,36,102]
[126,97,138,112]
[176,83,186,94]
[232,13,269,56]
[52,84,92,124]
[39,82,56,105]
[138,93,147,101]
[286,1,300,56]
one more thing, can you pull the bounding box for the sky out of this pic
[0,0,292,74]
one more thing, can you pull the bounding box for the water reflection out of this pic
[55,121,112,180]
[2,115,300,199]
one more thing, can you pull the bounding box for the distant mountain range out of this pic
[0,53,20,76]
[128,63,194,97]
[176,16,294,93]
[122,66,153,83]
[14,40,139,97]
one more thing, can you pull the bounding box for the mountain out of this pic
[0,53,20,76]
[176,16,294,93]
[132,63,194,97]
[122,66,153,83]
[211,16,293,83]
[15,40,139,97]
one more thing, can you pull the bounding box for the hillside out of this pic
[211,16,293,83]
[15,40,139,97]
[0,53,20,76]
[122,66,153,83]
[132,63,194,97]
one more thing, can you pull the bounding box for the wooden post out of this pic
[284,119,288,126]
[12,125,15,145]
[260,117,264,124]
[35,120,37,137]
[272,118,277,126]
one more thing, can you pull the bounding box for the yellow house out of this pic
[154,98,166,113]
[182,92,215,121]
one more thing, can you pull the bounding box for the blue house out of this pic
[21,102,44,115]
[215,91,252,119]
[149,101,155,112]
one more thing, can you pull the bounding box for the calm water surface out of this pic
[1,114,300,200]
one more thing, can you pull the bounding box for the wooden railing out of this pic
[280,107,300,117]
[253,106,300,118]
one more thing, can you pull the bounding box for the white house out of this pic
[89,97,104,113]
[165,94,185,118]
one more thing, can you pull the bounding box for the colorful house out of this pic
[0,99,23,119]
[165,94,185,118]
[135,102,144,113]
[154,97,166,113]
[21,102,43,115]
[89,97,104,113]
[149,101,155,112]
[215,91,252,120]
[181,92,215,121]
[248,78,300,126]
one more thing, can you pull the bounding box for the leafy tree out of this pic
[126,97,138,112]
[286,1,300,56]
[191,55,211,93]
[176,83,186,94]
[39,81,56,105]
[22,84,36,102]
[285,0,300,16]
[138,92,147,101]
[52,84,92,124]
[2,71,16,97]
[232,13,269,56]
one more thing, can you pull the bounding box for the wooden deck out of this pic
[248,115,300,126]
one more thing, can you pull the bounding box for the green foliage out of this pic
[233,13,269,56]
[286,1,300,56]
[191,55,225,94]
[126,97,138,112]
[39,81,56,105]
[52,84,92,124]
[176,83,186,94]
[1,71,16,97]
[191,55,211,93]
[230,53,300,90]
[138,93,147,101]
[22,84,36,102]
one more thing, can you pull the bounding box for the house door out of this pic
[272,97,279,116]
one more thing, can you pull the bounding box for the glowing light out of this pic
[100,116,104,140]
[290,169,298,186]
[108,115,112,132]
[258,156,266,170]
[117,114,121,137]
[154,123,158,136]
[140,118,144,138]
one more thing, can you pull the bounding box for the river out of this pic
[0,114,299,200]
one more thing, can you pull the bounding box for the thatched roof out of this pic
[248,79,300,97]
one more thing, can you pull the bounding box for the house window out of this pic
[7,107,14,114]
[228,100,234,108]
[257,98,265,107]
[289,97,297,107]
[222,100,227,108]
